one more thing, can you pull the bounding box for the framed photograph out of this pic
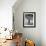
[23,12,36,28]
[13,13,15,31]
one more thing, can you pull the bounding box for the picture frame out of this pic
[23,12,36,28]
[13,13,15,31]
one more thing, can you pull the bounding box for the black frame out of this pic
[23,12,36,28]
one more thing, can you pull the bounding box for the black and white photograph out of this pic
[23,12,36,27]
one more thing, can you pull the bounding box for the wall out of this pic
[13,0,41,46]
[0,0,16,30]
[41,0,46,46]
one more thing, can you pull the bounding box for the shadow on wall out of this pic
[10,42,16,46]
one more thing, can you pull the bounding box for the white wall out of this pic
[0,0,16,30]
[41,0,46,46]
[13,0,41,46]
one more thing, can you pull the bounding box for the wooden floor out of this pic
[0,39,16,46]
